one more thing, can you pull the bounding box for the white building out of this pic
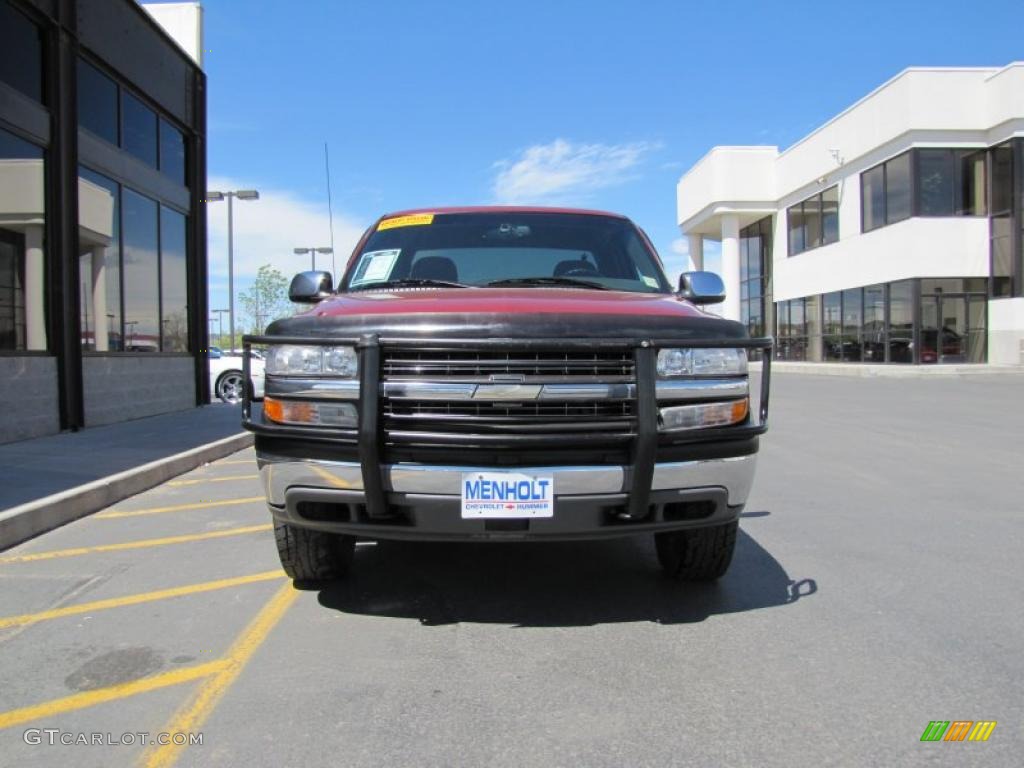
[676,63,1024,365]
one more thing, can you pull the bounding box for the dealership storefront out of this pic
[676,65,1024,366]
[0,0,207,442]
[774,278,987,364]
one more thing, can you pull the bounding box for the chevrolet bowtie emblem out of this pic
[473,383,541,400]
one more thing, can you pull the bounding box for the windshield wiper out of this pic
[485,276,610,290]
[352,278,471,290]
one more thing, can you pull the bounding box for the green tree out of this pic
[239,265,292,334]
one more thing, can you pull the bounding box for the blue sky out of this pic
[191,0,1023,325]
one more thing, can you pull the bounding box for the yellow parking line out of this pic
[96,496,265,519]
[214,459,255,466]
[167,475,259,487]
[139,581,298,768]
[0,570,285,630]
[0,524,272,564]
[0,660,228,730]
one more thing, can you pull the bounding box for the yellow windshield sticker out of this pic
[378,213,434,231]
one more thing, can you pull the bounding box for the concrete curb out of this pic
[0,432,254,552]
[751,361,1024,378]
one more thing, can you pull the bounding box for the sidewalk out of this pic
[0,403,253,548]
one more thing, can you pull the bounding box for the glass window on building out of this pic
[915,148,988,217]
[775,295,821,362]
[822,186,839,244]
[740,216,771,339]
[822,291,842,361]
[862,284,886,362]
[78,168,121,351]
[774,298,804,361]
[888,280,914,363]
[803,195,822,251]
[862,152,912,231]
[841,287,863,362]
[917,149,955,216]
[77,58,119,145]
[122,189,160,351]
[787,204,804,255]
[919,279,987,364]
[885,152,912,224]
[0,128,46,351]
[787,186,838,255]
[861,165,885,232]
[959,151,987,216]
[159,119,186,186]
[122,91,158,168]
[160,207,188,352]
[0,1,43,103]
[989,142,1015,297]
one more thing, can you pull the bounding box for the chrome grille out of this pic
[380,348,634,381]
[380,346,637,444]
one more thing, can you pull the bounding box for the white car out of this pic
[208,348,265,404]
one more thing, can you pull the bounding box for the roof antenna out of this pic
[324,142,336,279]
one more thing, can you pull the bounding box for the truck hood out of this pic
[267,288,748,341]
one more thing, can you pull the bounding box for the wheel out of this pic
[655,521,738,581]
[274,521,355,582]
[215,370,246,404]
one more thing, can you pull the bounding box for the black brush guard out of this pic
[242,334,772,521]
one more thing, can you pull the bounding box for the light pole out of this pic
[125,320,138,350]
[211,308,229,348]
[207,189,259,351]
[293,246,333,272]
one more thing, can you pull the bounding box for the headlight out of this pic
[266,345,357,377]
[656,348,748,377]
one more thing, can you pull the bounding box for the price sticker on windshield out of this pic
[350,249,400,286]
[461,471,554,519]
[378,213,434,231]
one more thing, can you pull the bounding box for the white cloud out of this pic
[206,176,365,284]
[671,238,689,257]
[492,139,659,204]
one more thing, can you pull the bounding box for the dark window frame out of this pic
[787,185,839,256]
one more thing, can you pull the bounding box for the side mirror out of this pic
[289,270,334,303]
[677,271,726,305]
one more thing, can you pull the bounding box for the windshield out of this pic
[342,212,672,293]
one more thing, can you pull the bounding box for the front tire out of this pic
[274,522,355,582]
[655,521,738,581]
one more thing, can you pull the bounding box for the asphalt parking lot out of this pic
[0,372,1021,767]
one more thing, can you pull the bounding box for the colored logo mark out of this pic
[920,721,997,742]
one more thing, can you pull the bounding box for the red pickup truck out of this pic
[242,207,771,584]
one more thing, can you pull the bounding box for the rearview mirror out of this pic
[289,271,334,303]
[677,271,725,305]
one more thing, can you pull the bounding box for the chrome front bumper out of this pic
[259,454,757,509]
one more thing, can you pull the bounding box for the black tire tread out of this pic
[274,521,354,582]
[655,521,738,581]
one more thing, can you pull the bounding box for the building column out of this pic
[687,234,704,272]
[720,214,741,322]
[24,224,47,351]
[91,245,108,351]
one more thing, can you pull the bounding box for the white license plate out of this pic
[460,471,554,519]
